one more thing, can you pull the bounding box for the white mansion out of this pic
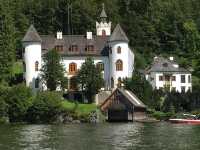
[22,6,134,91]
[145,57,192,93]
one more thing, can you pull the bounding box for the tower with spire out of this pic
[108,24,135,88]
[22,25,42,91]
[96,3,111,36]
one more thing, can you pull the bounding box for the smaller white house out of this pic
[145,57,192,93]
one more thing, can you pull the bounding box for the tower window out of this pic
[35,78,39,88]
[23,61,26,72]
[116,59,123,71]
[117,77,122,87]
[111,77,114,88]
[35,61,39,71]
[117,46,121,54]
[69,62,77,74]
[102,30,106,36]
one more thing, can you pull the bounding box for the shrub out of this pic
[6,84,33,122]
[152,111,174,121]
[0,85,9,118]
[0,98,8,118]
[27,91,63,123]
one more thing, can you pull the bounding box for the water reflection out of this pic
[19,125,52,150]
[0,122,200,150]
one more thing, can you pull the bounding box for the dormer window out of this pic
[55,45,63,52]
[69,45,78,52]
[163,63,168,67]
[86,45,94,52]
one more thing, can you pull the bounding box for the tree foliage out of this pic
[0,0,16,82]
[27,91,63,123]
[77,57,104,103]
[124,72,153,106]
[5,84,33,122]
[40,49,65,91]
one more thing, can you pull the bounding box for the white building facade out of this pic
[145,57,192,93]
[22,6,135,91]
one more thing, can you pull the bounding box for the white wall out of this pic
[109,41,134,88]
[96,22,111,36]
[61,56,110,89]
[24,42,41,90]
[147,72,192,93]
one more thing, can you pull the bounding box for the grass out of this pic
[13,61,23,74]
[61,100,97,115]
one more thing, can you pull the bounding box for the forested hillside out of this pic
[0,0,200,85]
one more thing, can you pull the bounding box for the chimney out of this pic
[57,31,63,39]
[169,56,174,61]
[86,32,92,40]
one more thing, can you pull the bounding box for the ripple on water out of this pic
[0,122,200,150]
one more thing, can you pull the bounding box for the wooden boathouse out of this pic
[100,88,146,122]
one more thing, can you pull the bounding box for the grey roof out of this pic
[100,7,107,18]
[22,25,42,43]
[146,57,190,73]
[118,88,146,108]
[41,35,109,56]
[100,88,146,110]
[109,24,129,42]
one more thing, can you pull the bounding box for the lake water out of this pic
[0,122,200,150]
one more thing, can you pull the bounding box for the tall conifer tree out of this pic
[0,0,16,82]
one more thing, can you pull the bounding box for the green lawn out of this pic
[61,100,97,114]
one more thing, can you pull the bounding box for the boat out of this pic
[169,114,200,125]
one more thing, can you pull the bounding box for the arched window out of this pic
[35,78,39,88]
[23,61,26,72]
[116,59,123,71]
[35,61,39,71]
[111,77,114,88]
[69,63,77,74]
[117,77,122,88]
[117,46,121,54]
[96,62,104,71]
[102,30,106,36]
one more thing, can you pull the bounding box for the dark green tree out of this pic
[6,84,33,122]
[77,57,104,103]
[0,0,16,82]
[124,71,153,106]
[40,49,65,91]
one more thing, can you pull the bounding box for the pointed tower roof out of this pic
[100,3,107,19]
[109,24,129,42]
[22,25,42,43]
